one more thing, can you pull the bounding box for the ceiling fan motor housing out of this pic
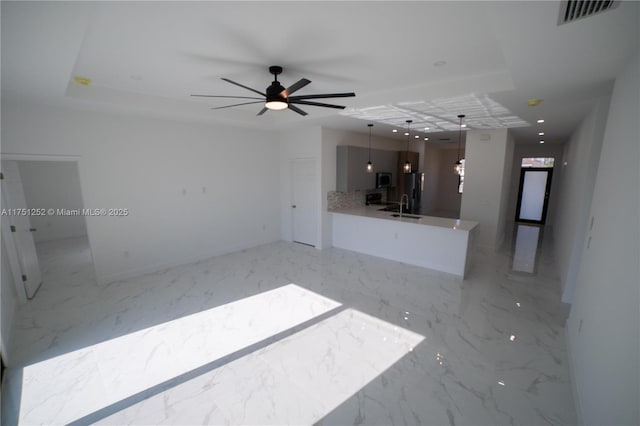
[267,81,287,103]
[267,66,287,103]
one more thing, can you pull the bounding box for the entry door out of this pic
[291,159,317,247]
[1,161,42,298]
[515,167,553,224]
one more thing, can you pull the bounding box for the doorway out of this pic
[515,167,553,224]
[290,159,317,247]
[1,158,95,301]
[1,160,43,299]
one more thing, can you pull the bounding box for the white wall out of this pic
[552,97,610,303]
[460,128,513,249]
[1,101,281,284]
[18,161,88,243]
[506,143,565,226]
[565,55,639,426]
[495,131,515,249]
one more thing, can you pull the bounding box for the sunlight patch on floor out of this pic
[18,283,340,425]
[95,308,425,425]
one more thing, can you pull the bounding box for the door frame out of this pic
[1,153,97,301]
[289,158,318,247]
[515,167,554,225]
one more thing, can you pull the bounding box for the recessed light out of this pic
[538,132,545,136]
[424,127,430,130]
[498,381,505,386]
[537,119,545,123]
[510,335,517,341]
[392,129,398,133]
[414,135,420,139]
[461,124,467,128]
[404,132,409,136]
[539,140,545,144]
[424,137,429,141]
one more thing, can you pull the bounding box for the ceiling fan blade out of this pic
[191,95,263,100]
[257,107,268,116]
[288,104,308,116]
[221,78,266,97]
[290,100,346,110]
[280,78,311,98]
[289,92,355,100]
[212,101,265,110]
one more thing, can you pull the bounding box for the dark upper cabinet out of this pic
[336,146,400,192]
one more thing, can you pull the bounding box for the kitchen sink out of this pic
[391,213,421,219]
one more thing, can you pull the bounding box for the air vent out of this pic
[558,0,619,25]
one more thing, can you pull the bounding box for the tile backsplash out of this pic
[327,189,387,211]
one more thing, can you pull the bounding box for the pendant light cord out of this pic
[406,119,412,155]
[368,124,373,162]
[457,114,465,161]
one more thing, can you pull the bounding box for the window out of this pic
[521,157,554,168]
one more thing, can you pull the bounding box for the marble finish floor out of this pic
[2,228,576,425]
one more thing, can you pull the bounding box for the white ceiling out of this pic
[2,1,638,145]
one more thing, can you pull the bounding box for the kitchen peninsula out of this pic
[331,205,478,278]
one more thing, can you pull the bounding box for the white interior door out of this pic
[291,159,317,247]
[1,160,42,298]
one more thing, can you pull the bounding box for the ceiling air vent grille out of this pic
[558,0,620,25]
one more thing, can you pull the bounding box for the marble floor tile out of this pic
[1,229,576,425]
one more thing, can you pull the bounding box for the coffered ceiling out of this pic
[2,1,638,145]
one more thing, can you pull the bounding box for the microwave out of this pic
[376,172,392,188]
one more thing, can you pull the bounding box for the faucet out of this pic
[400,194,409,217]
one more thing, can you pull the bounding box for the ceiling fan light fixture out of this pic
[265,99,288,110]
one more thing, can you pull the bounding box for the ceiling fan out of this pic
[191,65,355,116]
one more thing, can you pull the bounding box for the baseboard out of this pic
[96,237,280,285]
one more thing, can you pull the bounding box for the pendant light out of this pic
[454,114,465,175]
[366,123,374,173]
[403,120,412,173]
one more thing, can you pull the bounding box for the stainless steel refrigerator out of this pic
[403,172,423,213]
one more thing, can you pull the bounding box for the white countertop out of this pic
[330,205,478,231]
